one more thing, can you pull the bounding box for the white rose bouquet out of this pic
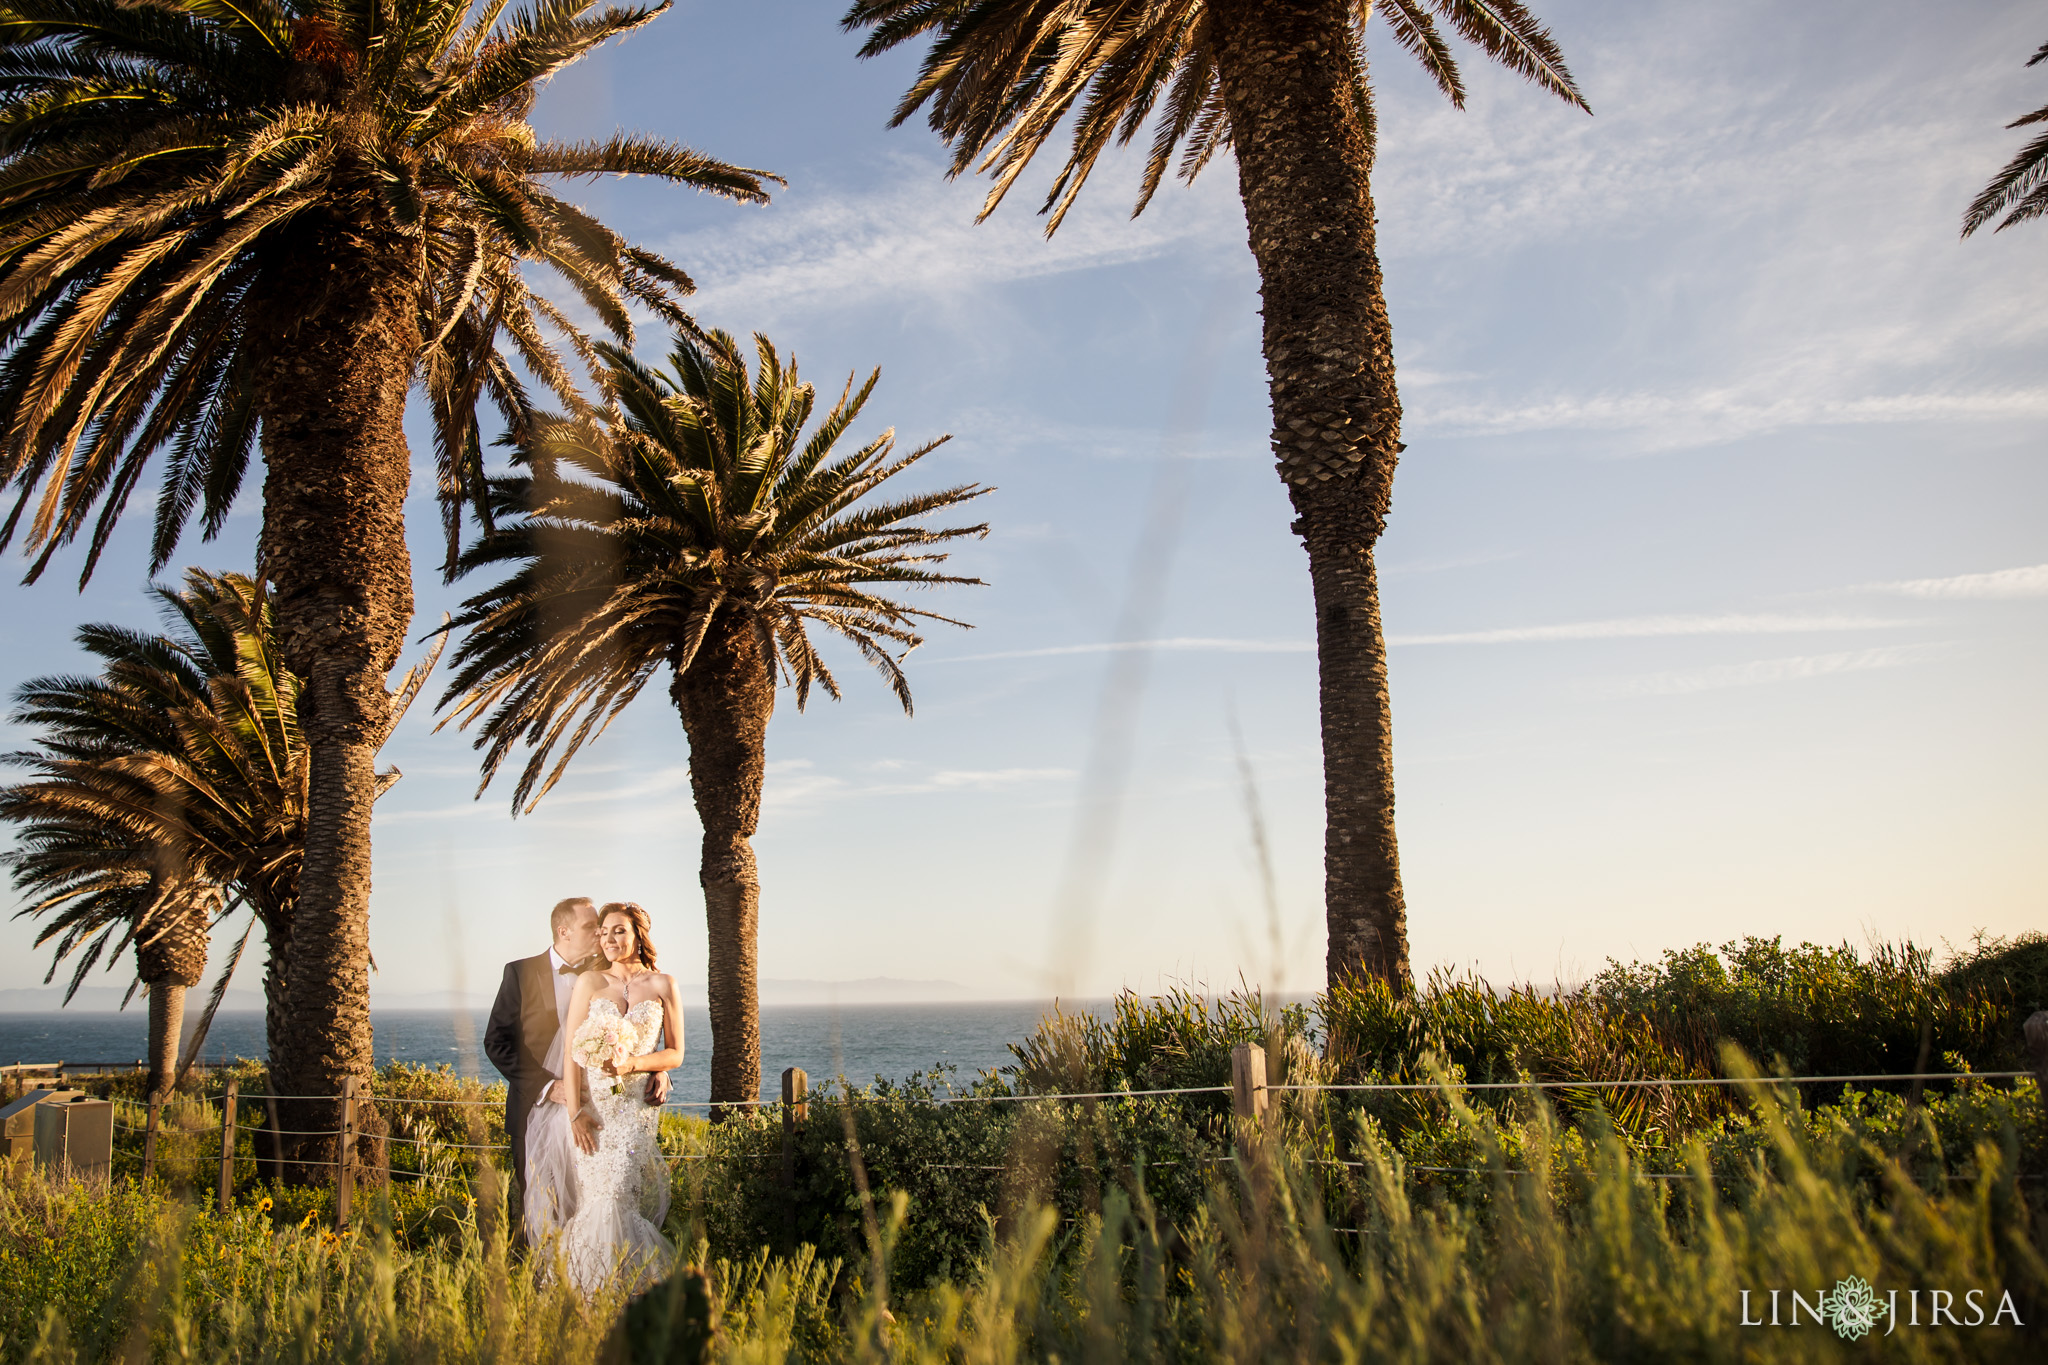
[571,1015,629,1096]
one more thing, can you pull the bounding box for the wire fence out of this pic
[42,1047,2046,1232]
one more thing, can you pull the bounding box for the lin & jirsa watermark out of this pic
[1741,1275,2024,1340]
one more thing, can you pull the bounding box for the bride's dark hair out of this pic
[599,901,656,968]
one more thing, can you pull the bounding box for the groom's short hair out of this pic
[550,896,596,937]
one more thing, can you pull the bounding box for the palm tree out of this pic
[2,570,433,1102]
[439,330,989,1107]
[0,0,773,1158]
[843,0,1586,992]
[1963,40,2048,236]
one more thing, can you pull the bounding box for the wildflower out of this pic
[257,1196,273,1214]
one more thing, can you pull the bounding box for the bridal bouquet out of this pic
[570,1016,629,1096]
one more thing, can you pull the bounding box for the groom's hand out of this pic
[644,1069,669,1106]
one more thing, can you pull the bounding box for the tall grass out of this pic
[0,1165,622,1363]
[860,1085,2046,1363]
[6,1069,2042,1363]
[4,935,2041,1362]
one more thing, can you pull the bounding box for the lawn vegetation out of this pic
[2,934,2042,1362]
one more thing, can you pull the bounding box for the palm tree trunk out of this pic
[251,218,421,1181]
[673,610,776,1114]
[260,928,292,1180]
[1207,0,1411,992]
[137,885,211,1101]
[146,983,184,1102]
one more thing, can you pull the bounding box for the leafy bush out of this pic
[1320,969,1720,1149]
[678,943,2048,1289]
[686,1068,1236,1293]
[1581,935,2024,1088]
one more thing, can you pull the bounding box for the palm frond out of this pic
[843,0,1586,234]
[1963,43,2048,239]
[440,328,987,809]
[0,0,775,583]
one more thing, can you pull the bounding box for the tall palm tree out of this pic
[1963,40,2048,237]
[439,330,989,1107]
[843,0,1586,992]
[2,570,433,1101]
[0,0,773,1160]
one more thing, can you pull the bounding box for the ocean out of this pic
[0,1001,1089,1106]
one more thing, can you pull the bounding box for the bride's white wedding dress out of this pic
[558,997,673,1295]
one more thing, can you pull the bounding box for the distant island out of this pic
[0,975,982,1013]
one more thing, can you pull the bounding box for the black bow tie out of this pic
[558,957,594,976]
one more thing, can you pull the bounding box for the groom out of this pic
[484,895,668,1232]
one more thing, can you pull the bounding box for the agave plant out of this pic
[0,0,772,1157]
[440,329,989,1106]
[1,570,436,1100]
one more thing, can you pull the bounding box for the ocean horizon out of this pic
[0,1001,1100,1106]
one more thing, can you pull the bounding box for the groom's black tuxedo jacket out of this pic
[483,952,562,1186]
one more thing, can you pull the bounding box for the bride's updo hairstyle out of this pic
[599,901,656,968]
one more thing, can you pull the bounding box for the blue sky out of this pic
[1,0,2042,1007]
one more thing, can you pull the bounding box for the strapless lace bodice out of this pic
[585,996,664,1054]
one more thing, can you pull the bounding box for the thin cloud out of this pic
[1381,549,1520,577]
[1410,389,2048,448]
[1370,7,2048,455]
[1589,645,1948,699]
[929,637,1314,664]
[1390,613,1915,647]
[654,153,1244,319]
[944,407,1252,464]
[923,768,1075,790]
[373,764,693,821]
[1865,563,2048,600]
[765,764,1075,810]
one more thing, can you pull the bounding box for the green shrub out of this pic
[686,991,1307,1293]
[1582,935,2022,1087]
[1320,969,1720,1148]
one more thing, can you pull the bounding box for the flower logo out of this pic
[1820,1275,1883,1341]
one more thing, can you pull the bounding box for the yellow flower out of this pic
[298,1210,318,1231]
[257,1196,273,1214]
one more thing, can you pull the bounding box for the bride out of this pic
[553,900,685,1294]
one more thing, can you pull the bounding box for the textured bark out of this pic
[145,984,184,1101]
[674,609,775,1114]
[251,214,421,1179]
[259,934,293,1181]
[135,881,210,1100]
[1208,0,1411,991]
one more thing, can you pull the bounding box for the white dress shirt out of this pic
[540,945,577,1101]
[548,946,576,1023]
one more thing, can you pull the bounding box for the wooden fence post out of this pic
[142,1099,162,1183]
[2025,1012,2048,1161]
[336,1075,358,1231]
[782,1067,807,1249]
[1231,1042,1268,1125]
[216,1076,238,1215]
